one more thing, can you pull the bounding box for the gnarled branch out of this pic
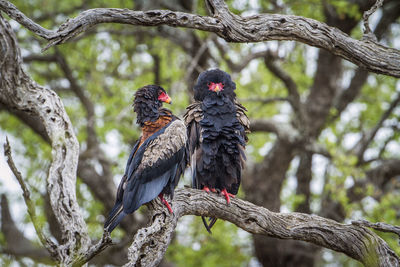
[0,13,90,264]
[0,0,399,77]
[123,188,399,267]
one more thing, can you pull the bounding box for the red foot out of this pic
[202,186,211,193]
[221,189,235,204]
[158,193,173,213]
[202,186,217,193]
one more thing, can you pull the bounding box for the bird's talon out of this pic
[221,189,235,205]
[202,186,211,193]
[159,193,173,213]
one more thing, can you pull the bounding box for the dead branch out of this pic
[0,0,399,77]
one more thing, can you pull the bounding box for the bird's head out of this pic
[134,85,172,107]
[193,69,236,101]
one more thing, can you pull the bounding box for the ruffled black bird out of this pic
[104,85,187,233]
[184,69,250,233]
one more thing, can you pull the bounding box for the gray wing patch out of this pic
[139,120,187,170]
[235,101,251,138]
[184,101,203,125]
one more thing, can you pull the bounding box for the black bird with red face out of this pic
[104,85,186,233]
[184,69,250,232]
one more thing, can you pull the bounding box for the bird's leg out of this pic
[220,189,235,204]
[158,193,173,213]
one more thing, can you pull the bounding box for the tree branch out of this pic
[263,52,304,121]
[354,91,400,163]
[362,0,384,41]
[0,13,90,264]
[3,138,58,258]
[352,220,400,243]
[0,0,399,77]
[122,188,399,267]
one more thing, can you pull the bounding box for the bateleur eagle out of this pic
[104,85,187,233]
[184,69,250,233]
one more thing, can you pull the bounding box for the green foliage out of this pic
[1,0,400,266]
[167,217,251,267]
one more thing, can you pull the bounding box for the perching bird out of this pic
[104,85,187,233]
[184,69,250,233]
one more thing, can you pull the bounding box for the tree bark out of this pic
[124,188,399,267]
[0,0,399,77]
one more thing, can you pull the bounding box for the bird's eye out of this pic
[207,82,211,86]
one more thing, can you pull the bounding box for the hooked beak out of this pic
[158,92,172,104]
[213,84,223,93]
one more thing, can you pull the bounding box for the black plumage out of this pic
[184,69,250,232]
[104,85,187,233]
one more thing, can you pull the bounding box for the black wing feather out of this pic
[105,120,186,233]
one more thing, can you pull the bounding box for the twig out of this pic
[3,137,59,259]
[352,219,400,244]
[362,0,384,41]
[263,52,305,123]
[355,91,400,163]
[184,36,211,82]
[72,230,113,266]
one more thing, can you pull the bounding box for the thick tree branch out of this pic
[0,0,399,77]
[0,13,90,264]
[122,188,399,267]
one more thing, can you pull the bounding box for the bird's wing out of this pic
[104,139,141,232]
[122,119,187,213]
[184,102,204,189]
[235,100,251,141]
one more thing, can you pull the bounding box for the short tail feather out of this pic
[104,204,127,233]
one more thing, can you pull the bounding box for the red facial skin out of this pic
[158,91,172,104]
[208,82,224,92]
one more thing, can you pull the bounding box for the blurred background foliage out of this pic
[0,0,399,266]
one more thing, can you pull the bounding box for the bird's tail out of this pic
[201,216,218,234]
[104,204,127,233]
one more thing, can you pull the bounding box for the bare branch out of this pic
[263,52,304,121]
[363,0,384,41]
[184,36,211,82]
[352,219,400,243]
[3,138,58,258]
[366,159,400,188]
[355,91,400,163]
[0,13,90,263]
[0,0,399,77]
[123,188,399,267]
[333,68,369,119]
[213,40,271,73]
[73,231,113,266]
